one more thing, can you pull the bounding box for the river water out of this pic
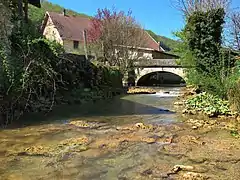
[1,87,240,180]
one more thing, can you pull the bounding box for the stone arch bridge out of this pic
[131,59,188,86]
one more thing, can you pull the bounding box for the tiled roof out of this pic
[46,12,162,51]
[142,30,162,51]
[47,12,91,42]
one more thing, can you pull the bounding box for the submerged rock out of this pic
[23,146,52,156]
[174,101,184,106]
[116,122,151,131]
[7,145,54,157]
[68,120,90,128]
[182,109,188,114]
[189,110,197,115]
[127,87,156,94]
[192,126,198,130]
[181,172,206,180]
[135,123,146,129]
[141,169,153,176]
[141,137,156,144]
[133,122,154,131]
[172,165,194,172]
[58,136,89,147]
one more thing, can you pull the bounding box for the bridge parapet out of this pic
[134,59,180,67]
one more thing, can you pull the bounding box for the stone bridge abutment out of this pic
[124,59,188,86]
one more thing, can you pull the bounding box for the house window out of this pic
[138,51,144,57]
[73,41,79,49]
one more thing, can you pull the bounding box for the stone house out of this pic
[41,11,177,59]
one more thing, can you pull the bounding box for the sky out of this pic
[48,0,240,40]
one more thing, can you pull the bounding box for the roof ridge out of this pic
[145,31,165,52]
[145,31,159,45]
[47,11,91,20]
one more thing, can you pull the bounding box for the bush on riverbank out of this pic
[185,92,233,117]
[176,7,240,113]
[0,36,122,126]
[0,8,123,126]
[178,8,237,98]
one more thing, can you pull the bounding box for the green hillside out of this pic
[146,30,181,53]
[29,0,90,25]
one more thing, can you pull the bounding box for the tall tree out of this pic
[87,8,146,74]
[173,0,230,17]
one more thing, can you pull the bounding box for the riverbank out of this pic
[173,86,240,134]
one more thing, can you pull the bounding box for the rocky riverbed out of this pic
[1,119,240,180]
[1,87,240,180]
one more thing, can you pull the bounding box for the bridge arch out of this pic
[135,67,186,86]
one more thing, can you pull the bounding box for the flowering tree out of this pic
[87,8,146,74]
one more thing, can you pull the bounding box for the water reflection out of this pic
[17,87,182,127]
[0,87,185,180]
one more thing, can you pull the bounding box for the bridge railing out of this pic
[134,59,180,67]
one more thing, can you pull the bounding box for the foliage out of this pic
[146,30,181,53]
[227,61,240,111]
[230,130,239,138]
[176,8,239,98]
[184,8,225,74]
[0,30,122,126]
[175,4,240,112]
[0,3,123,126]
[87,8,145,75]
[0,20,66,124]
[186,92,232,116]
[174,30,194,67]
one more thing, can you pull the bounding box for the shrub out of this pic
[227,61,240,111]
[176,8,238,98]
[186,92,232,116]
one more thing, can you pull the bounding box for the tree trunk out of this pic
[24,0,28,23]
[18,0,23,18]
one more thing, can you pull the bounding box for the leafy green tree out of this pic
[176,8,238,97]
[184,8,225,74]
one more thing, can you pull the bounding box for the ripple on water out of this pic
[5,87,239,179]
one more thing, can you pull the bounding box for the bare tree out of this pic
[87,8,146,74]
[230,11,240,50]
[173,0,231,16]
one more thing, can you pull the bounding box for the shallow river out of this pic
[1,87,240,180]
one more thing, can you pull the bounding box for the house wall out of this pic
[43,17,154,57]
[129,49,153,60]
[63,40,86,54]
[141,50,153,59]
[43,16,63,45]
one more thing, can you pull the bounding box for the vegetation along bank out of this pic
[0,1,123,127]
